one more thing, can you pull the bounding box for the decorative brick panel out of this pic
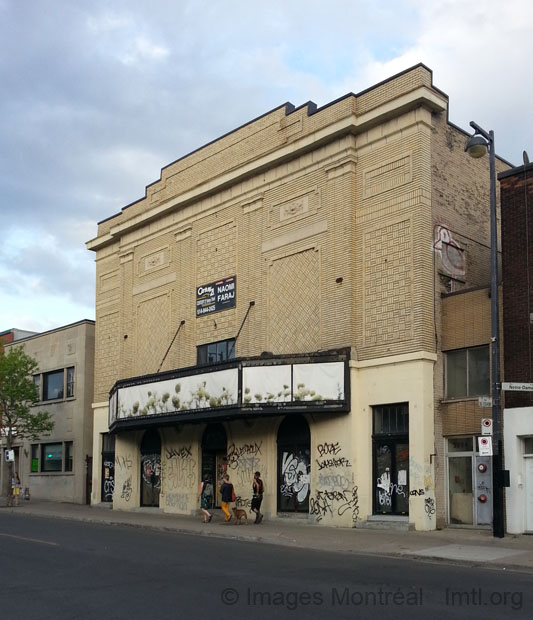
[95,310,120,399]
[196,222,237,284]
[363,154,412,198]
[135,294,171,376]
[363,219,413,346]
[268,248,320,353]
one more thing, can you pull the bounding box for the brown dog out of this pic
[232,506,248,524]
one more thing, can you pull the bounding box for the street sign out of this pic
[478,436,493,457]
[0,426,17,437]
[501,382,533,392]
[481,418,493,435]
[478,396,492,408]
[4,449,15,462]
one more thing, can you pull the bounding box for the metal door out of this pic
[525,457,533,532]
[373,440,409,515]
[474,456,492,525]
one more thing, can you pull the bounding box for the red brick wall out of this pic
[500,165,533,408]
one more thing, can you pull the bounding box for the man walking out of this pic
[251,471,264,524]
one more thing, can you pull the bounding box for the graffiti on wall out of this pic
[310,487,359,524]
[165,492,189,511]
[114,454,133,502]
[312,440,357,524]
[409,456,435,519]
[164,445,196,490]
[376,467,407,508]
[424,497,436,518]
[316,442,352,470]
[115,455,133,471]
[235,496,252,509]
[142,454,161,490]
[121,477,132,501]
[280,452,310,503]
[227,442,262,487]
[102,460,115,502]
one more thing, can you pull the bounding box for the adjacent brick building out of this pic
[500,158,533,533]
[87,65,509,530]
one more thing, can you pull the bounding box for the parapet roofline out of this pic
[498,160,533,180]
[3,319,95,345]
[87,83,446,251]
[92,63,443,229]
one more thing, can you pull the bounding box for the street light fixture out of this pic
[465,121,504,538]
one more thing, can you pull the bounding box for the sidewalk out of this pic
[2,498,533,572]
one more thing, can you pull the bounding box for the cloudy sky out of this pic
[1,0,532,333]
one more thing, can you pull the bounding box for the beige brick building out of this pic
[87,64,509,530]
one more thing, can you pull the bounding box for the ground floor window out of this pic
[202,423,227,508]
[140,429,161,507]
[31,441,74,473]
[446,436,492,526]
[277,415,311,513]
[41,443,63,472]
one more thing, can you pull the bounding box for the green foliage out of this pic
[0,346,54,447]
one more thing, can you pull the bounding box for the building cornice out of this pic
[87,86,446,252]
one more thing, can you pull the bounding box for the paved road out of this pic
[0,513,531,619]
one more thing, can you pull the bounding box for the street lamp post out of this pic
[465,121,504,538]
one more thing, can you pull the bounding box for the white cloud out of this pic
[119,36,170,65]
[86,12,133,34]
[345,0,533,163]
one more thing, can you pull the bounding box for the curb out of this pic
[5,507,533,573]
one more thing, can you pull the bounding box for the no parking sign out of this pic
[478,436,493,456]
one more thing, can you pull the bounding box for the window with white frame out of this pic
[445,345,489,399]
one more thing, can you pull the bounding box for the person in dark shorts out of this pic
[251,471,264,523]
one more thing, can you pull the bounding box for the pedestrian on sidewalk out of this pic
[11,473,21,507]
[251,471,264,524]
[220,474,235,522]
[198,474,213,523]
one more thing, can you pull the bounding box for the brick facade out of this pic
[87,65,510,530]
[500,163,533,408]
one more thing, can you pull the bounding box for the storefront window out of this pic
[41,443,62,472]
[31,444,39,472]
[64,442,73,471]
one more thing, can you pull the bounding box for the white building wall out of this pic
[504,406,533,534]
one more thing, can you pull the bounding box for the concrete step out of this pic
[358,515,414,531]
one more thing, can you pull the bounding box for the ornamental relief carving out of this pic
[269,188,318,229]
[137,247,171,276]
[280,196,308,221]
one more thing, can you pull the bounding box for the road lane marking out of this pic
[0,532,58,546]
